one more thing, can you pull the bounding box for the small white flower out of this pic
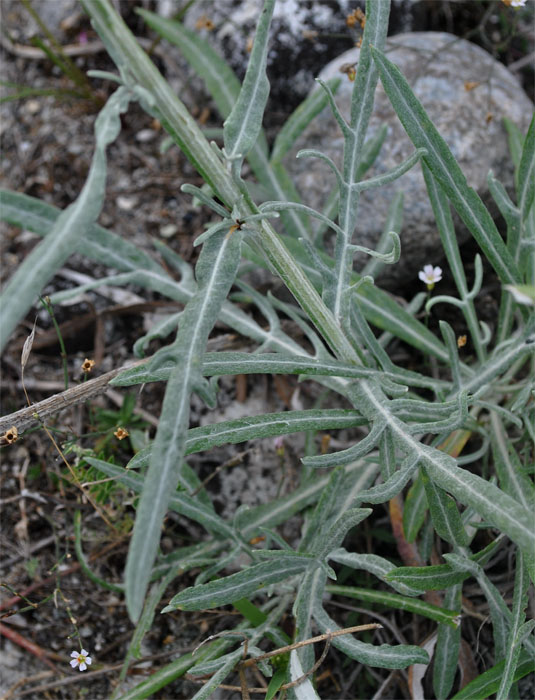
[510,0,527,7]
[418,264,443,289]
[70,649,92,672]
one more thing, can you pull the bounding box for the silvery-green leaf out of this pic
[496,551,530,700]
[326,0,391,323]
[325,584,459,628]
[328,549,422,597]
[433,584,462,699]
[163,558,313,612]
[450,650,534,700]
[223,0,275,163]
[125,228,243,622]
[112,350,446,390]
[421,467,470,547]
[518,115,534,220]
[371,47,520,285]
[386,537,504,591]
[313,605,428,668]
[0,87,135,352]
[0,190,166,277]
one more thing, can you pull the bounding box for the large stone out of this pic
[285,32,533,288]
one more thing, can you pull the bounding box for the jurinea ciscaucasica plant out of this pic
[0,0,533,697]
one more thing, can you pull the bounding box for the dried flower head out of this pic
[346,8,366,29]
[418,264,443,290]
[81,358,95,373]
[2,426,18,445]
[195,15,215,31]
[457,335,467,348]
[346,11,357,28]
[114,427,129,441]
[464,81,480,92]
[70,649,92,672]
[340,62,358,82]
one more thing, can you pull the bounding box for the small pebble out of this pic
[117,195,138,211]
[160,224,178,238]
[135,128,157,143]
[25,100,41,114]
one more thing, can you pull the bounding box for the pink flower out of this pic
[70,649,92,671]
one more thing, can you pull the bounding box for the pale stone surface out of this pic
[184,0,356,109]
[285,32,534,287]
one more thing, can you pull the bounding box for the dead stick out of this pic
[0,361,147,434]
[1,332,241,435]
[240,623,381,667]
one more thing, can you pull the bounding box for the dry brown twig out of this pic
[0,360,147,435]
[187,623,382,695]
[0,330,243,435]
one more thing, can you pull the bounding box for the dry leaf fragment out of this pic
[21,320,37,371]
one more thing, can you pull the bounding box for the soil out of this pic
[1,2,533,699]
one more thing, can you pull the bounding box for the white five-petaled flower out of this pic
[418,264,443,290]
[70,649,92,671]
[510,0,527,7]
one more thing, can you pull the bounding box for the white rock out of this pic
[285,32,534,287]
